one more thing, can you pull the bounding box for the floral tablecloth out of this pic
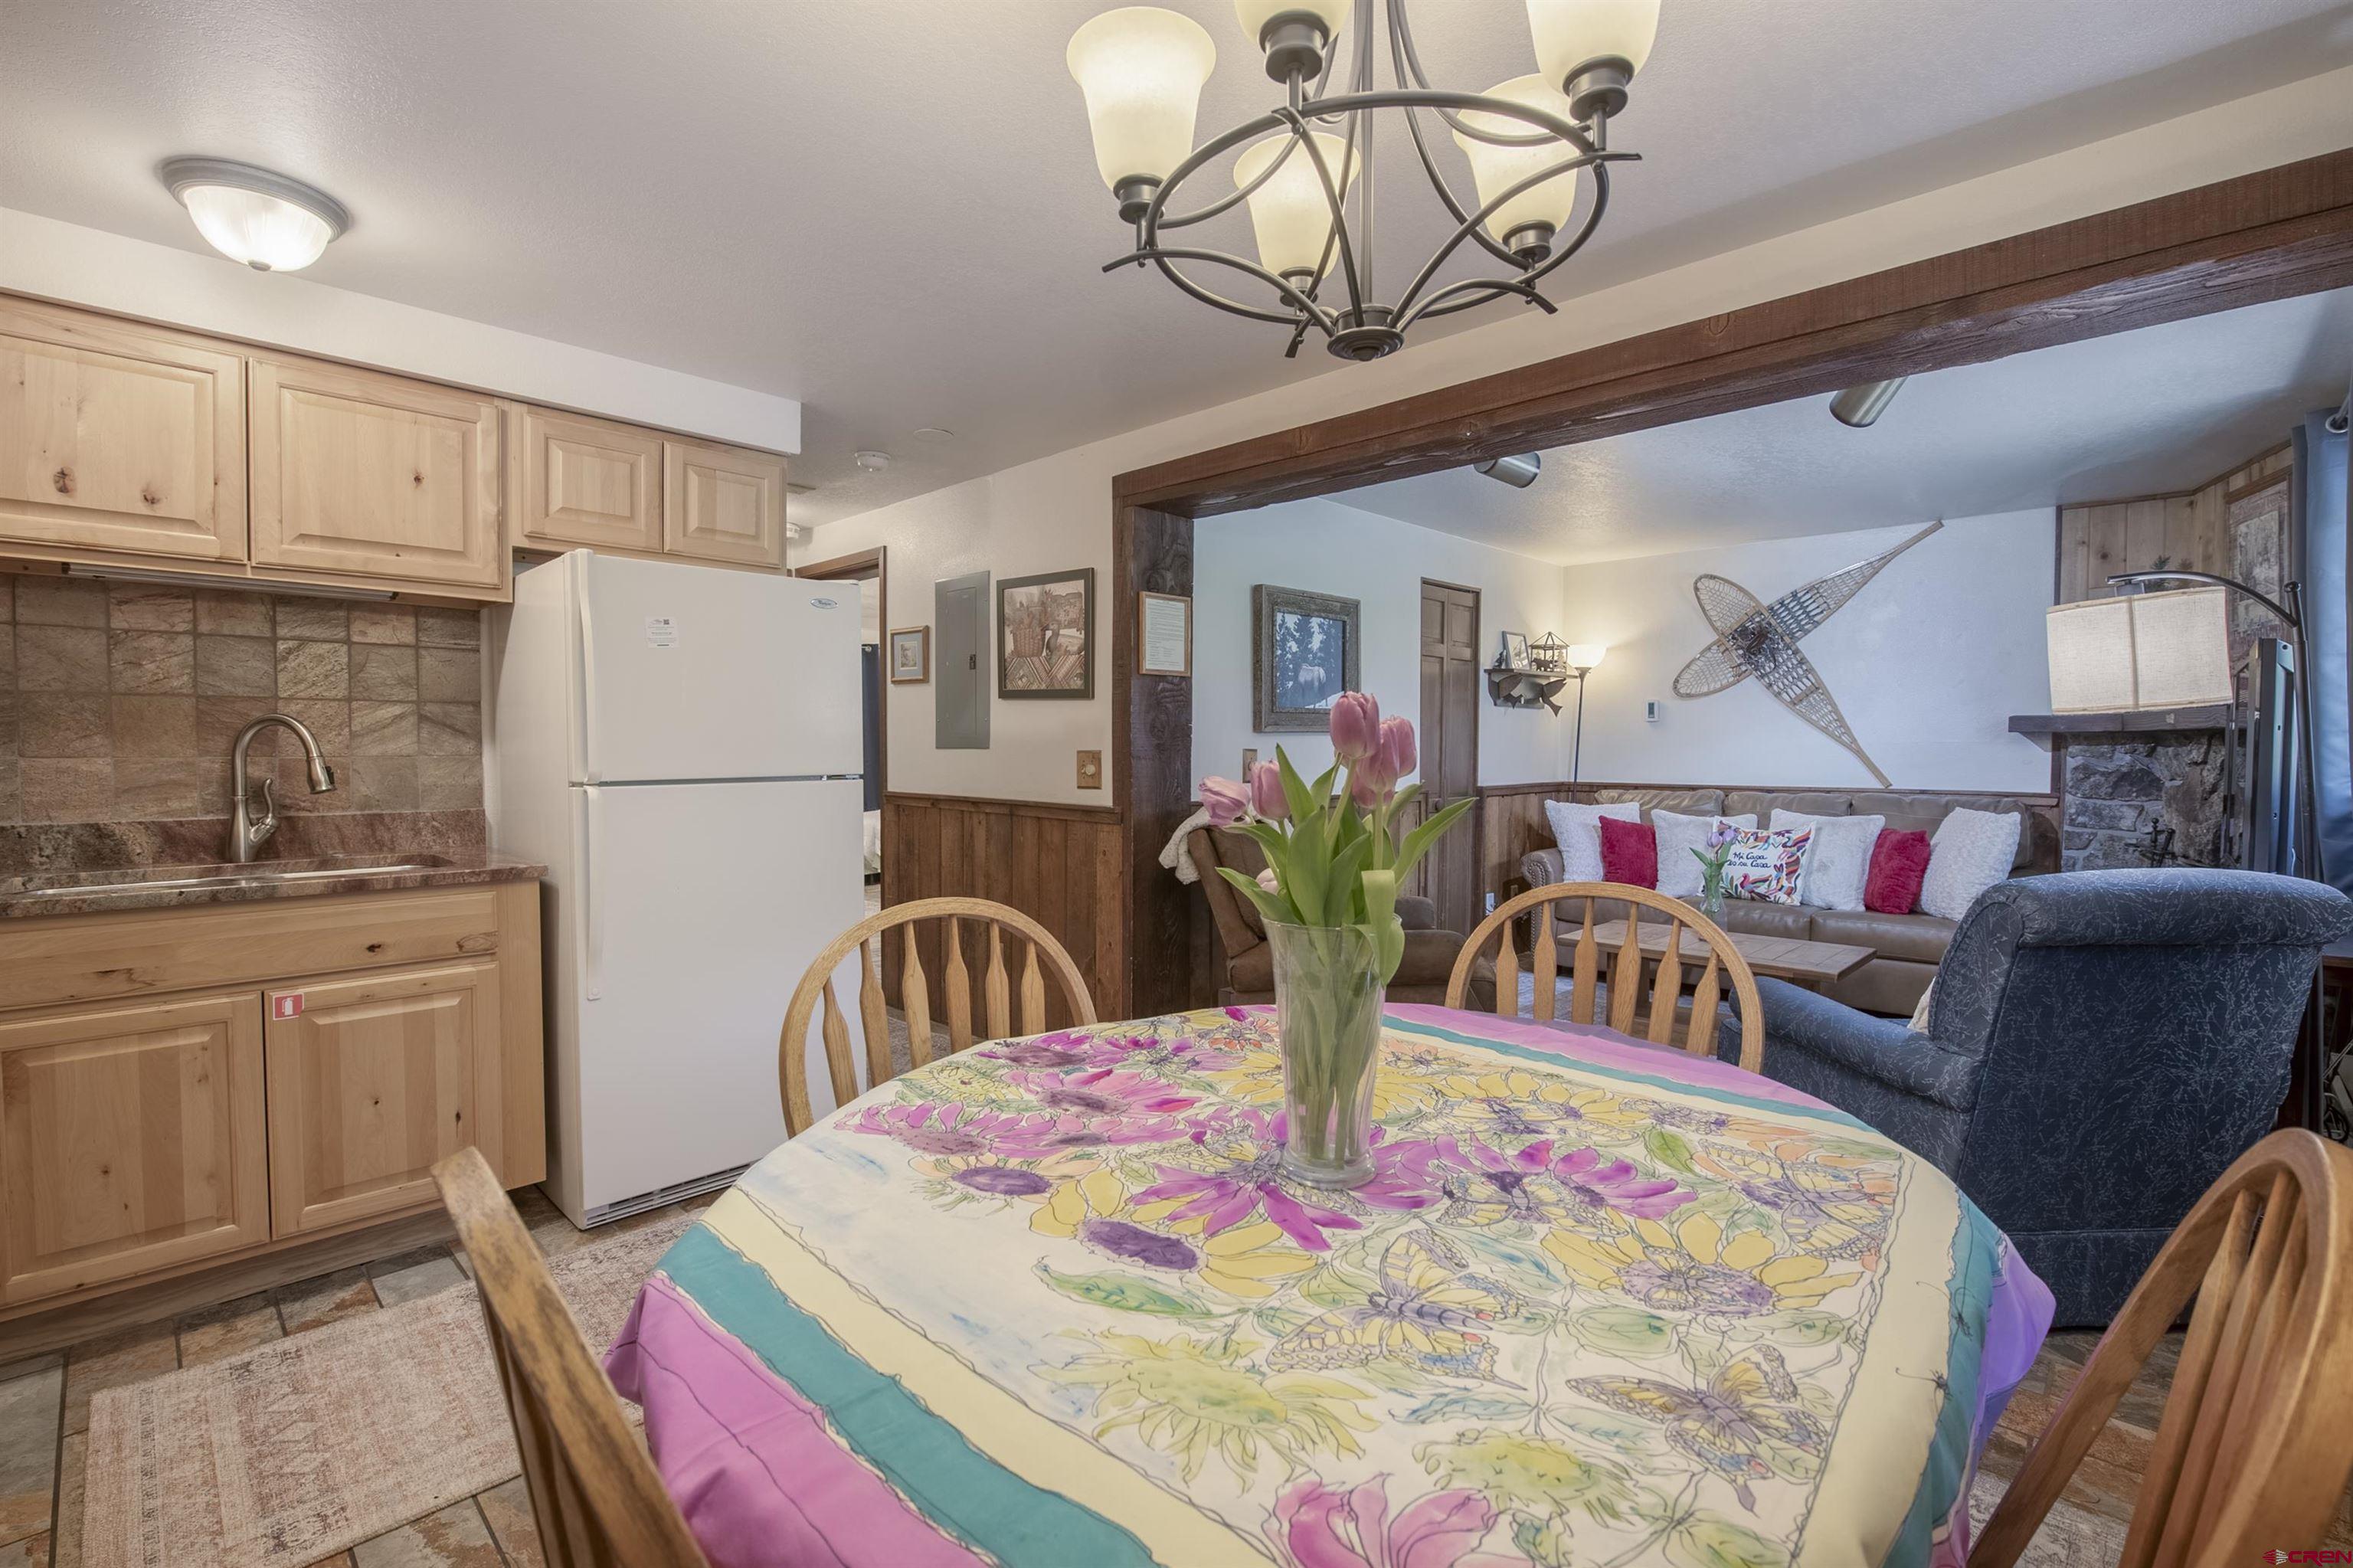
[606,1005,2051,1568]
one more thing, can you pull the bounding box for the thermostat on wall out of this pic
[1645,699,1661,722]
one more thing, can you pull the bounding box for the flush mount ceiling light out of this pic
[159,157,349,272]
[1067,0,1655,362]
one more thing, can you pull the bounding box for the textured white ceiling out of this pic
[1333,286,2353,564]
[3,1,2351,527]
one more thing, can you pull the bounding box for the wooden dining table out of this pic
[607,1004,2053,1568]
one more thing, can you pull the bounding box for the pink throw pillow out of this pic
[1597,816,1658,888]
[1866,829,1932,915]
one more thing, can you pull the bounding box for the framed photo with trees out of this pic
[1252,584,1360,732]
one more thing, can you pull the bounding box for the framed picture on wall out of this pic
[1498,630,1530,669]
[998,568,1095,699]
[888,626,930,683]
[1252,584,1361,732]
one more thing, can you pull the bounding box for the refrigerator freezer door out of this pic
[569,552,862,784]
[565,777,866,1219]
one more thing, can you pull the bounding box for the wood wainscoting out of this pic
[879,792,1126,1028]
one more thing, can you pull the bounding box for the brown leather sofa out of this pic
[1190,827,1496,1007]
[1520,787,2060,1016]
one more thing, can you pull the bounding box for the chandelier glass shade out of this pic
[1067,0,1656,362]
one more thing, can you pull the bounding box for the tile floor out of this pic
[2,1184,712,1568]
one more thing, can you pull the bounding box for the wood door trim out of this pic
[1420,578,1481,935]
[1107,149,2353,1020]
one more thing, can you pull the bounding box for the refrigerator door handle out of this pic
[571,553,601,784]
[578,785,604,1000]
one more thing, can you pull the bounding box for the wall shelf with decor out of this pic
[2007,705,2232,738]
[1487,667,1568,712]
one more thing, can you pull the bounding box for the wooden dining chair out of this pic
[430,1147,709,1568]
[1975,1128,2353,1564]
[779,895,1098,1135]
[1445,882,1765,1072]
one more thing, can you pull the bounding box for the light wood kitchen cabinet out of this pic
[249,354,506,590]
[663,436,787,568]
[512,404,665,554]
[264,961,499,1236]
[0,879,542,1319]
[0,990,269,1305]
[0,297,247,563]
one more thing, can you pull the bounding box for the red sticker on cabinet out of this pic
[272,993,304,1020]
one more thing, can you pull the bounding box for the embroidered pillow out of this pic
[1769,810,1884,911]
[1865,829,1931,915]
[1653,810,1758,899]
[1541,799,1641,882]
[1722,825,1812,905]
[1597,816,1658,887]
[1920,807,2023,921]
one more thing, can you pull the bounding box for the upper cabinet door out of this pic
[663,437,786,568]
[250,355,504,588]
[513,404,663,553]
[0,990,268,1304]
[0,299,247,562]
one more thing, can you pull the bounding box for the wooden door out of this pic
[0,991,268,1304]
[662,437,786,568]
[0,298,247,562]
[512,404,664,554]
[249,354,505,588]
[264,961,496,1236]
[1419,581,1481,936]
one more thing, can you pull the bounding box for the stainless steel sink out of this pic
[2,856,451,901]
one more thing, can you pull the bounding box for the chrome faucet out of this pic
[230,714,338,863]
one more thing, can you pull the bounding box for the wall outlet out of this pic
[1076,750,1103,789]
[1645,699,1662,722]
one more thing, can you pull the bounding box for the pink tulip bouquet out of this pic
[1197,692,1473,1185]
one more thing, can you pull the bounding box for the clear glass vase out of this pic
[1265,920,1386,1188]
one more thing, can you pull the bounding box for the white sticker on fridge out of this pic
[645,616,679,647]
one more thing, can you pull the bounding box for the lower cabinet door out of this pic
[0,991,269,1304]
[264,961,498,1236]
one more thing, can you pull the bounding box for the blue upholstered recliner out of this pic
[1723,868,2351,1326]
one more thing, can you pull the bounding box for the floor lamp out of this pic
[2109,569,2328,1131]
[1564,644,1607,784]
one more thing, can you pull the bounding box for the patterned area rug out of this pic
[80,1213,692,1568]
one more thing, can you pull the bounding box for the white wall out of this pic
[801,64,2353,807]
[0,207,800,452]
[1559,510,2056,791]
[1191,497,1564,788]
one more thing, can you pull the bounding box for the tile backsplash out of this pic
[0,575,485,825]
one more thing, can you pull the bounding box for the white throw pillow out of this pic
[1653,810,1758,899]
[1919,807,2023,921]
[1770,810,1886,912]
[1542,800,1641,882]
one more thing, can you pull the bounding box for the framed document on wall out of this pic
[1138,591,1192,676]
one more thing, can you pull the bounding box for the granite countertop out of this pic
[0,850,545,919]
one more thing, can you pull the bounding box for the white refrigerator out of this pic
[489,551,866,1226]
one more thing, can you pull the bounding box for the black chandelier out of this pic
[1067,0,1658,362]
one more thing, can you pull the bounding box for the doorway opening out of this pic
[796,545,888,915]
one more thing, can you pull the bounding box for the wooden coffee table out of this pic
[1589,919,1874,993]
